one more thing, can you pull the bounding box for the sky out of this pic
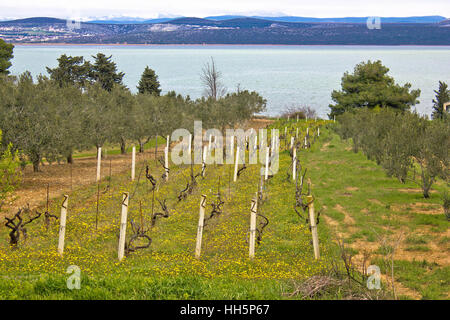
[0,0,449,20]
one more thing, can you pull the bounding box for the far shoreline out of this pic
[11,43,450,47]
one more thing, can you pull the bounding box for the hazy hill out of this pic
[1,16,449,45]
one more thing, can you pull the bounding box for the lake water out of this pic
[10,45,450,118]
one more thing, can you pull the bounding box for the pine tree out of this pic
[431,81,450,120]
[328,60,420,118]
[137,66,161,95]
[91,53,125,91]
[0,39,14,75]
[46,54,92,88]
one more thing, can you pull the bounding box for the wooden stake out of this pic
[195,194,207,259]
[131,146,136,181]
[96,147,101,182]
[108,159,112,197]
[292,147,297,181]
[96,183,100,230]
[57,195,69,256]
[46,183,49,212]
[229,135,234,162]
[249,194,257,259]
[233,146,240,182]
[155,135,158,164]
[202,145,207,177]
[228,165,231,198]
[118,192,129,261]
[166,135,170,151]
[259,174,264,200]
[306,194,320,260]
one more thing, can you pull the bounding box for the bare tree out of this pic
[281,105,318,119]
[201,57,226,100]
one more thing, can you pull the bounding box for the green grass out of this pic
[404,245,430,252]
[405,235,430,245]
[373,259,450,300]
[295,127,449,299]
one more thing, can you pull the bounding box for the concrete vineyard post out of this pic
[164,146,169,182]
[188,134,192,156]
[131,146,136,181]
[155,135,158,164]
[307,195,320,260]
[292,147,297,181]
[318,127,320,137]
[195,195,207,259]
[96,147,101,182]
[296,128,299,139]
[118,192,129,261]
[265,146,269,180]
[249,195,257,259]
[290,137,294,149]
[233,146,240,182]
[57,195,69,256]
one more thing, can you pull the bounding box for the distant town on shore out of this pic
[1,15,450,45]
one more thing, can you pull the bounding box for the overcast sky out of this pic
[1,0,449,20]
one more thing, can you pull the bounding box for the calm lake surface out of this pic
[10,45,450,118]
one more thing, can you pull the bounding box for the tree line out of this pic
[330,60,449,199]
[0,50,266,172]
[334,108,449,198]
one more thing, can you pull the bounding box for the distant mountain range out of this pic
[2,15,446,25]
[1,16,450,45]
[86,15,448,24]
